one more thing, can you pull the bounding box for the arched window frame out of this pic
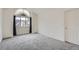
[15,9,31,28]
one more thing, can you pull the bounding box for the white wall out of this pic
[31,12,38,33]
[25,8,70,41]
[0,9,2,42]
[2,8,15,38]
[37,9,65,41]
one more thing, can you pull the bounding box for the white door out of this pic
[65,9,79,45]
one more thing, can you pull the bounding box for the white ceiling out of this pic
[27,8,72,15]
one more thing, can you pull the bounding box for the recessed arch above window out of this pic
[15,9,30,17]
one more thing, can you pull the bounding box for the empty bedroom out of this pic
[0,8,79,50]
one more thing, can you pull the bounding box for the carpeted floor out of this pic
[0,34,79,50]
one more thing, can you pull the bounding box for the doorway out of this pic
[64,9,79,45]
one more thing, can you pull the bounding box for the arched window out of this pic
[13,9,32,36]
[15,9,30,27]
[15,15,30,27]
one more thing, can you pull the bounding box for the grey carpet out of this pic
[0,34,79,50]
